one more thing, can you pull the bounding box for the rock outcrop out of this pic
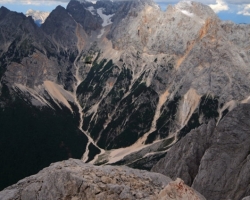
[0,159,205,200]
[152,104,250,200]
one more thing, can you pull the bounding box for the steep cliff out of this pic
[152,104,250,200]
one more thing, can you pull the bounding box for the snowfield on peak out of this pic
[180,9,194,17]
[97,8,114,27]
[77,0,96,4]
[86,6,96,15]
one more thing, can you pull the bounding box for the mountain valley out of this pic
[0,0,250,199]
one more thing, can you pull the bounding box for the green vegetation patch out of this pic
[145,95,181,144]
[98,83,158,150]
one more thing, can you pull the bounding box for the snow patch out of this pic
[97,29,105,38]
[97,8,114,27]
[176,1,192,9]
[175,2,205,24]
[77,0,96,3]
[180,9,194,17]
[86,6,96,15]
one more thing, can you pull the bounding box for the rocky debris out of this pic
[152,104,250,200]
[0,159,206,200]
[158,178,206,200]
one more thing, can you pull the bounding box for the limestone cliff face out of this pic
[75,0,250,168]
[152,104,250,200]
[0,159,205,200]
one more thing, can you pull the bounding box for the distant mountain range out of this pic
[0,0,250,199]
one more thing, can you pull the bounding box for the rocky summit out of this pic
[0,159,206,200]
[0,0,250,199]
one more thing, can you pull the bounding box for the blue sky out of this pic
[0,0,250,24]
[0,1,68,13]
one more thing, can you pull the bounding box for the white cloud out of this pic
[0,0,248,15]
[237,4,250,16]
[209,0,229,13]
[0,0,68,5]
[26,9,50,23]
[227,0,250,4]
[155,0,216,3]
[0,0,247,5]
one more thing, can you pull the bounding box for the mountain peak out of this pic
[0,6,10,19]
[173,1,217,21]
[0,6,9,11]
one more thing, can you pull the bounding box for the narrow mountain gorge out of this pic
[0,0,250,199]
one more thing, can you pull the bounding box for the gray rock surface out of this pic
[0,5,78,92]
[0,159,205,200]
[66,0,102,34]
[151,120,216,186]
[152,104,250,200]
[82,0,250,169]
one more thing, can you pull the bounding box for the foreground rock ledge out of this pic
[0,159,205,200]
